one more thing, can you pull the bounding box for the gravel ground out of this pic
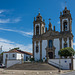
[0,69,72,75]
[0,69,61,75]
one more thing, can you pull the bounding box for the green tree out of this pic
[10,47,19,51]
[58,47,75,58]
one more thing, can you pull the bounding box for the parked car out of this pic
[0,64,6,68]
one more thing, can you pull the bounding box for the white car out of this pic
[0,64,6,68]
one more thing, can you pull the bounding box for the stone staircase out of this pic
[7,62,58,70]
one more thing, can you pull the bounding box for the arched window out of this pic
[64,22,67,31]
[36,41,39,53]
[36,46,39,53]
[49,40,53,48]
[36,26,39,35]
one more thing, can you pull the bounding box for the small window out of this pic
[64,43,67,48]
[36,26,39,35]
[12,54,15,58]
[64,22,67,31]
[36,46,39,53]
[26,56,28,61]
[6,54,8,58]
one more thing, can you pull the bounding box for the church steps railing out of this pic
[48,60,63,69]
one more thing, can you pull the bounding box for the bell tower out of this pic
[33,13,45,35]
[60,7,72,32]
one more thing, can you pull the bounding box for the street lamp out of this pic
[59,57,61,73]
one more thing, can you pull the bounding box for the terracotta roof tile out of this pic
[4,49,32,55]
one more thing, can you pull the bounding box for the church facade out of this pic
[32,7,73,61]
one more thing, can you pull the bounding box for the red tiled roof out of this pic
[4,49,32,56]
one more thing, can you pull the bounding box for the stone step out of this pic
[7,62,58,70]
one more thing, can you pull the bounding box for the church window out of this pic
[49,40,53,48]
[36,46,39,53]
[36,26,39,35]
[64,22,67,31]
[64,43,67,48]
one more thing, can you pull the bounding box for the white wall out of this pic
[73,59,75,70]
[53,38,60,58]
[7,60,21,68]
[48,59,71,70]
[16,53,22,59]
[34,41,40,61]
[3,53,17,65]
[3,53,23,65]
[42,40,47,59]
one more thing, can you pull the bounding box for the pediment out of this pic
[42,30,59,37]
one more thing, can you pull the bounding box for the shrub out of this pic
[58,47,75,58]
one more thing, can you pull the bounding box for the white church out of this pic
[32,7,73,61]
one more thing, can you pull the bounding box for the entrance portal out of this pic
[48,52,53,59]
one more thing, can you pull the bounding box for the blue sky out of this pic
[0,0,75,52]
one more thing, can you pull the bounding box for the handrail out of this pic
[48,60,63,67]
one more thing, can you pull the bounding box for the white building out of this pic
[32,7,73,61]
[3,49,32,65]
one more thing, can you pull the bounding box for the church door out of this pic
[48,52,53,59]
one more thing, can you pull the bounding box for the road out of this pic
[60,71,75,75]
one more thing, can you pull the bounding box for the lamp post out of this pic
[59,57,61,73]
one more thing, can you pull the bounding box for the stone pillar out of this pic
[69,37,71,47]
[34,23,35,35]
[71,57,73,70]
[40,40,42,60]
[5,58,7,68]
[33,41,34,58]
[59,38,62,49]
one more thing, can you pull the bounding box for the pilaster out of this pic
[59,38,62,49]
[40,40,42,60]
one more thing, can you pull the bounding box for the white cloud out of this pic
[0,9,21,23]
[0,38,32,53]
[12,17,21,23]
[0,28,33,37]
[73,43,75,46]
[0,10,6,14]
[57,21,60,24]
[0,19,10,23]
[0,17,21,23]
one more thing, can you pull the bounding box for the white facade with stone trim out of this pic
[33,7,74,61]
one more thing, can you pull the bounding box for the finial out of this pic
[49,18,51,23]
[34,17,35,21]
[54,26,55,31]
[46,27,47,32]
